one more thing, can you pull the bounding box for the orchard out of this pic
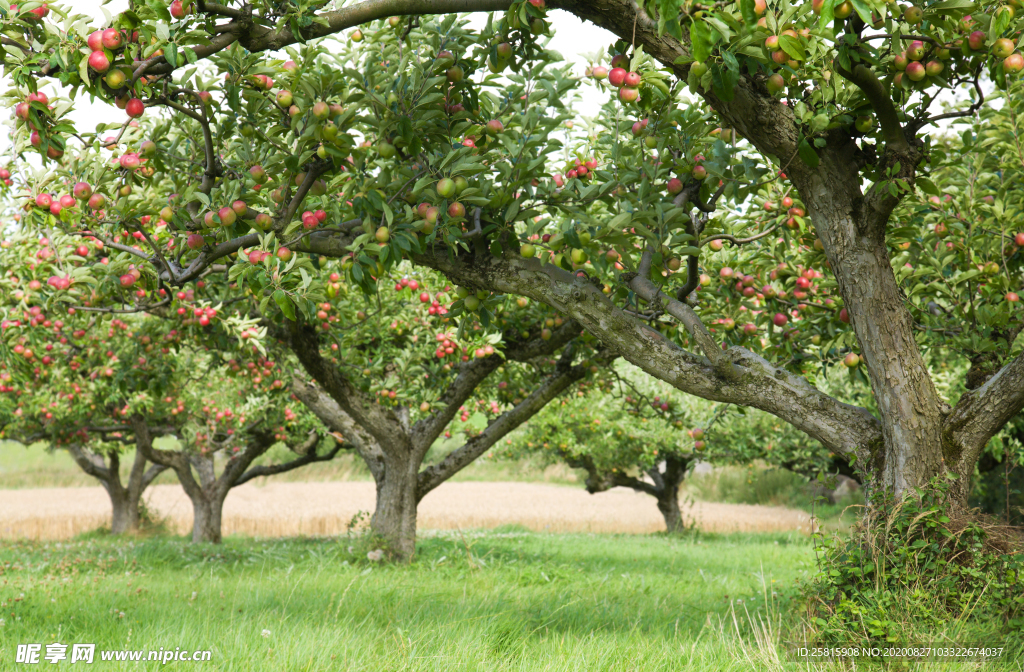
[1,0,1024,655]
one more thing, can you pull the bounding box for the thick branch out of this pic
[416,355,602,498]
[234,432,345,486]
[944,351,1024,473]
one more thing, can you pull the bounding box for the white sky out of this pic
[0,3,614,156]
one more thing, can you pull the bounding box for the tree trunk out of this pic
[370,455,419,560]
[794,148,949,503]
[106,484,134,535]
[657,490,684,533]
[190,489,226,544]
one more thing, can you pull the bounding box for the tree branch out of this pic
[234,432,346,486]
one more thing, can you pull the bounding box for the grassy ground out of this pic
[1,530,1020,671]
[1,530,809,671]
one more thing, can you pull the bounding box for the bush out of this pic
[804,475,1024,655]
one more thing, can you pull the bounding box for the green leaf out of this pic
[273,290,296,321]
[778,35,806,61]
[798,138,820,168]
[817,0,837,29]
[690,21,712,63]
[740,0,757,28]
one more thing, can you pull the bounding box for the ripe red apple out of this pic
[88,193,105,209]
[608,67,627,86]
[720,266,734,279]
[773,313,788,327]
[87,30,104,51]
[485,119,504,135]
[1005,53,1024,73]
[1014,232,1024,247]
[843,352,860,368]
[839,307,850,323]
[447,202,466,218]
[88,50,110,73]
[1006,292,1019,303]
[906,40,925,61]
[102,28,123,50]
[619,87,639,103]
[119,153,141,170]
[894,53,909,71]
[186,233,205,250]
[906,61,926,81]
[170,0,186,18]
[218,206,237,227]
[255,213,272,229]
[591,66,608,80]
[125,98,145,118]
[73,182,92,199]
[35,193,52,208]
[666,178,683,194]
[277,247,293,261]
[925,60,944,76]
[968,30,986,51]
[623,71,641,88]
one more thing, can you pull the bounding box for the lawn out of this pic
[1,530,819,671]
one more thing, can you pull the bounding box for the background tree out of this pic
[3,0,1023,517]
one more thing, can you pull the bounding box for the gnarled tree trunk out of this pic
[189,487,228,544]
[371,454,420,559]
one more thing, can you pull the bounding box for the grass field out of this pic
[0,530,814,671]
[1,531,1020,671]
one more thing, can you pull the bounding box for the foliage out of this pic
[807,475,1024,651]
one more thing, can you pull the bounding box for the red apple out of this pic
[102,28,123,50]
[125,98,145,118]
[608,67,627,86]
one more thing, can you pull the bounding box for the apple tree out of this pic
[3,0,1023,521]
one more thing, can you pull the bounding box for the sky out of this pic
[0,2,616,156]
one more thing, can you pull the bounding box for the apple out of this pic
[312,101,329,119]
[591,66,608,79]
[520,244,536,258]
[102,28,123,50]
[72,182,93,200]
[276,90,293,107]
[767,73,785,94]
[170,0,187,18]
[906,61,926,81]
[666,178,683,194]
[249,165,267,182]
[994,38,1015,59]
[87,30,104,51]
[374,226,390,243]
[496,42,513,61]
[968,31,986,51]
[436,177,456,198]
[894,53,909,71]
[125,98,145,118]
[834,0,853,18]
[1006,292,1019,303]
[773,313,788,327]
[765,35,781,51]
[119,153,141,170]
[608,67,627,86]
[843,352,861,368]
[720,267,734,279]
[925,60,944,76]
[350,29,363,42]
[218,206,237,227]
[485,119,504,135]
[619,87,640,103]
[623,71,641,88]
[1014,232,1024,247]
[1005,53,1024,73]
[88,193,105,209]
[446,66,464,83]
[906,40,925,61]
[88,50,110,73]
[447,202,466,218]
[903,5,923,24]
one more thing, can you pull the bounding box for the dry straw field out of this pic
[0,481,814,540]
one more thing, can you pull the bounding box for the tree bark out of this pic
[190,488,227,544]
[371,453,420,559]
[657,490,684,534]
[67,444,166,535]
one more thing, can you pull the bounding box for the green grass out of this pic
[2,531,1020,670]
[0,531,805,670]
